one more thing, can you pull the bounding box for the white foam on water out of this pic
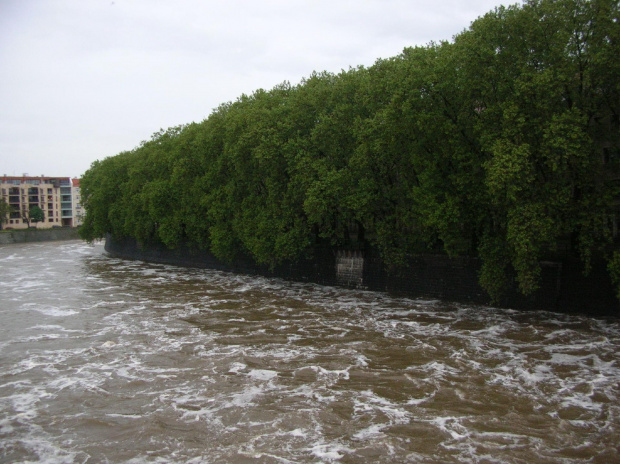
[94,300,129,308]
[310,365,351,382]
[18,333,67,343]
[416,361,460,378]
[12,280,47,290]
[4,387,51,424]
[308,442,352,461]
[470,324,508,338]
[247,369,278,381]
[30,324,79,333]
[431,416,470,441]
[516,365,550,386]
[292,384,338,403]
[235,284,254,292]
[355,354,370,367]
[0,417,14,434]
[105,413,144,419]
[352,423,386,440]
[235,451,297,464]
[289,428,307,438]
[34,306,79,317]
[11,436,86,464]
[354,390,410,424]
[406,390,436,406]
[91,285,123,292]
[228,362,247,374]
[228,385,267,407]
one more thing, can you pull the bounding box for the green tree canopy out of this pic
[29,206,45,226]
[0,198,11,230]
[79,0,620,301]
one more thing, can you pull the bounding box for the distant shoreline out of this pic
[0,227,80,245]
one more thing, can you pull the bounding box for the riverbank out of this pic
[0,227,80,245]
[105,235,620,316]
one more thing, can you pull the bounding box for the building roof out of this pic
[1,176,71,183]
[72,178,81,187]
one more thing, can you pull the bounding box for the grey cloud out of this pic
[0,0,506,177]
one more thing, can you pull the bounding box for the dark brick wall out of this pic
[104,236,619,316]
[556,257,618,314]
[365,253,487,304]
[104,235,338,286]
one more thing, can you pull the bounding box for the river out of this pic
[0,240,618,463]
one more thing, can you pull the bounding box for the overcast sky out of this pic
[0,0,511,179]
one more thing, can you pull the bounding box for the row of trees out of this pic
[80,0,620,301]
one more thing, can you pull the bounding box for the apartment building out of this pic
[72,178,83,227]
[0,176,80,229]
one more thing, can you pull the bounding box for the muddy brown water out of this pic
[0,241,618,463]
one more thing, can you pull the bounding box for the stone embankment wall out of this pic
[0,227,80,245]
[105,236,619,316]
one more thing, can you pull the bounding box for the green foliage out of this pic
[0,198,10,230]
[608,251,620,301]
[79,0,620,301]
[29,206,45,225]
[21,205,44,228]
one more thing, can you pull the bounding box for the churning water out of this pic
[0,241,619,463]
